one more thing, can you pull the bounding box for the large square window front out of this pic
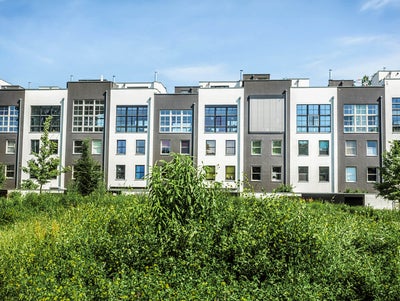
[73,100,104,132]
[0,106,18,132]
[31,106,60,132]
[160,110,192,133]
[116,105,147,133]
[296,104,331,133]
[392,98,400,132]
[343,104,378,133]
[205,106,237,133]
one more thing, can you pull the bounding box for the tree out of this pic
[361,75,371,86]
[0,163,6,188]
[73,139,102,196]
[22,116,66,193]
[375,140,400,207]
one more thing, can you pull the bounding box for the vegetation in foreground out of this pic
[0,155,399,300]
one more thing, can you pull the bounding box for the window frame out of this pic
[5,164,14,179]
[160,139,171,155]
[180,140,190,155]
[6,140,16,154]
[272,140,282,156]
[116,165,125,180]
[206,140,216,156]
[117,140,126,155]
[366,140,378,156]
[116,105,148,133]
[31,105,61,132]
[319,166,330,182]
[343,104,378,133]
[367,167,378,183]
[225,140,236,156]
[225,165,236,181]
[160,109,192,133]
[135,165,145,180]
[73,140,83,154]
[251,140,261,155]
[205,105,238,133]
[298,166,309,182]
[319,140,329,156]
[298,140,309,156]
[0,105,18,133]
[31,139,40,154]
[345,166,357,182]
[251,166,261,181]
[91,139,102,155]
[271,166,282,182]
[345,140,357,156]
[392,98,400,132]
[205,165,216,180]
[296,104,331,133]
[136,140,146,155]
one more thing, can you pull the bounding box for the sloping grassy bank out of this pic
[0,192,400,300]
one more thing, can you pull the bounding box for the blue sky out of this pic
[1,0,400,91]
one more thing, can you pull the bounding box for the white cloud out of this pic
[337,35,391,46]
[361,0,400,11]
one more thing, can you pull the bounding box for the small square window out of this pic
[366,140,377,156]
[251,140,261,155]
[319,166,329,182]
[251,166,261,181]
[298,166,309,182]
[319,140,329,156]
[161,140,171,155]
[135,165,145,180]
[136,140,145,155]
[31,140,40,154]
[272,166,282,182]
[367,167,378,182]
[181,140,190,154]
[346,167,357,182]
[117,140,126,155]
[6,140,16,154]
[272,140,282,156]
[5,164,14,179]
[298,140,309,156]
[206,140,216,155]
[73,140,83,154]
[116,165,125,180]
[92,140,102,155]
[345,140,357,156]
[225,140,236,155]
[205,165,216,180]
[225,166,236,181]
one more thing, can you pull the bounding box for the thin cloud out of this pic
[338,35,390,46]
[361,0,400,11]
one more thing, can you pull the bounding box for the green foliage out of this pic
[21,179,39,190]
[361,75,371,86]
[0,163,5,188]
[22,116,67,193]
[376,140,400,205]
[73,139,102,196]
[272,183,294,193]
[1,191,400,299]
[147,153,222,230]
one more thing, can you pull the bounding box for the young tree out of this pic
[22,116,66,193]
[375,140,400,207]
[0,163,6,188]
[73,139,102,196]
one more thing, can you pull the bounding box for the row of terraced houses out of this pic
[0,70,400,206]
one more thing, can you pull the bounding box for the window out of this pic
[117,140,126,155]
[116,165,125,180]
[345,140,357,156]
[392,98,400,132]
[298,166,309,182]
[296,104,331,132]
[135,165,145,180]
[319,166,329,182]
[251,140,261,155]
[116,106,147,133]
[92,140,102,155]
[161,140,171,155]
[6,140,16,154]
[71,165,76,180]
[136,140,145,155]
[73,140,83,154]
[345,167,357,182]
[31,106,60,132]
[251,166,261,181]
[5,164,14,179]
[205,166,216,180]
[160,110,192,132]
[72,100,103,132]
[206,140,216,155]
[225,166,235,181]
[367,167,378,182]
[0,105,18,132]
[225,140,236,155]
[181,140,190,154]
[205,106,237,132]
[366,140,378,156]
[343,104,378,133]
[272,140,282,156]
[298,140,309,156]
[31,139,39,154]
[271,166,282,182]
[50,140,58,155]
[319,140,329,156]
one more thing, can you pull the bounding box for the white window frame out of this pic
[366,140,378,156]
[92,139,102,155]
[6,140,16,154]
[345,140,357,156]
